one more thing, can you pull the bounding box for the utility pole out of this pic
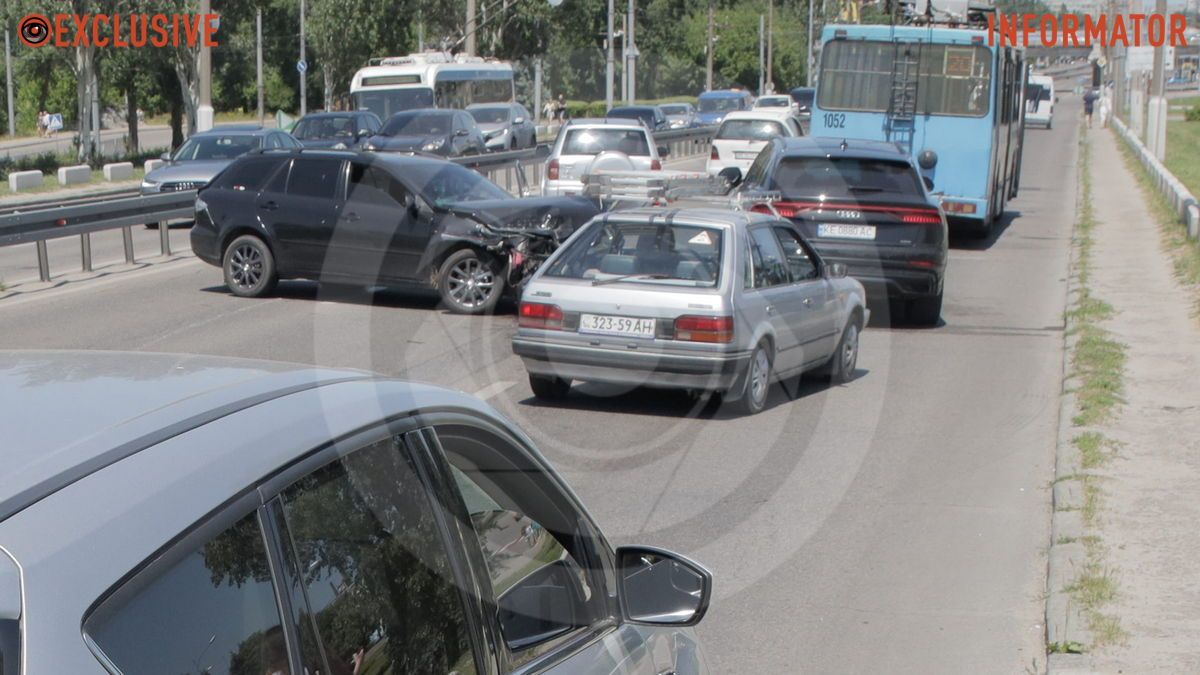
[1147,0,1167,158]
[806,0,815,87]
[466,0,478,55]
[5,30,14,137]
[299,0,307,117]
[534,58,543,123]
[759,16,765,94]
[766,0,774,93]
[606,0,615,111]
[198,0,213,132]
[706,0,715,91]
[256,9,264,126]
[626,0,637,103]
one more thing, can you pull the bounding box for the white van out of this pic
[1026,74,1055,129]
[706,109,803,176]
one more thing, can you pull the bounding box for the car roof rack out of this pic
[582,170,788,216]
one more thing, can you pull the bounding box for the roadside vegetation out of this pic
[1060,132,1128,649]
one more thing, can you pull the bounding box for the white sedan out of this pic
[706,109,803,176]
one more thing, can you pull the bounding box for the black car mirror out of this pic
[718,166,743,189]
[824,262,849,279]
[922,176,934,191]
[616,546,711,627]
[657,145,670,158]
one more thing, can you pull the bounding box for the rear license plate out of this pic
[734,151,759,159]
[578,313,656,338]
[817,223,876,240]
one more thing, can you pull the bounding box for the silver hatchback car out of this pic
[512,208,868,414]
[0,351,710,674]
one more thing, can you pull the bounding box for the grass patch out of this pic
[1070,328,1127,426]
[1065,563,1128,647]
[1166,115,1200,198]
[1074,431,1119,470]
[1047,640,1085,654]
[1080,477,1103,527]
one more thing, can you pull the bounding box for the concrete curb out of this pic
[1112,116,1200,242]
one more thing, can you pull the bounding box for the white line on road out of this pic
[472,380,516,401]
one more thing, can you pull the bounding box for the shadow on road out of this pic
[201,280,522,315]
[947,209,1020,251]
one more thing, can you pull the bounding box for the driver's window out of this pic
[773,226,818,281]
[348,163,410,208]
[438,428,601,668]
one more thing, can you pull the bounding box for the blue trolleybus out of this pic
[810,21,1026,235]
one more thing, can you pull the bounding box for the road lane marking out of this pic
[472,380,516,401]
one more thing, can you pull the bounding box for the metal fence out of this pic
[0,126,716,284]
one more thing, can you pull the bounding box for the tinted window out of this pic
[85,512,288,675]
[763,157,923,199]
[544,221,723,287]
[561,128,650,156]
[698,96,740,113]
[469,106,510,124]
[173,134,261,161]
[0,619,17,675]
[660,104,690,115]
[276,438,477,675]
[216,158,283,192]
[286,158,342,200]
[382,112,453,136]
[294,115,356,140]
[403,162,509,207]
[352,88,435,118]
[348,163,411,207]
[773,226,818,281]
[716,119,786,141]
[749,227,788,288]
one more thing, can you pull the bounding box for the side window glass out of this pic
[276,438,478,675]
[749,227,788,288]
[286,158,341,200]
[743,236,755,289]
[348,163,410,207]
[264,159,291,194]
[218,158,282,192]
[744,147,771,186]
[84,512,289,675]
[439,429,600,668]
[773,226,818,281]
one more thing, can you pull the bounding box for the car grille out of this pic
[160,181,205,192]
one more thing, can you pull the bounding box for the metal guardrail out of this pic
[0,126,715,284]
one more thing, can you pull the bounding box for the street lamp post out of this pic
[759,15,765,94]
[5,30,14,137]
[299,0,307,117]
[766,0,773,93]
[256,9,264,126]
[467,0,478,56]
[606,0,615,111]
[806,0,815,87]
[626,0,637,103]
[198,0,214,132]
[706,0,715,91]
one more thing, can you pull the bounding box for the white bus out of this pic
[350,52,515,119]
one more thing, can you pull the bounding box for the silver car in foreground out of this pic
[513,208,868,414]
[0,351,710,674]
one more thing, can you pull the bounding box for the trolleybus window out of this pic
[354,89,435,118]
[819,41,992,118]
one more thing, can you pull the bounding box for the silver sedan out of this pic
[512,207,869,415]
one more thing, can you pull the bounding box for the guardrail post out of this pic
[122,226,135,264]
[159,219,171,256]
[36,240,50,282]
[81,233,92,272]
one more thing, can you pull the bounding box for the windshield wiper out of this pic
[846,185,884,192]
[592,273,673,286]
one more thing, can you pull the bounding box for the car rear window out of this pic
[213,157,285,192]
[561,128,650,156]
[717,119,785,141]
[766,156,924,199]
[543,220,723,287]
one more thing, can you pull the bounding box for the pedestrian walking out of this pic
[36,111,47,138]
[555,94,567,123]
[1082,88,1098,128]
[542,97,555,122]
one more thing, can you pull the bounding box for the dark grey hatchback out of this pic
[730,137,948,325]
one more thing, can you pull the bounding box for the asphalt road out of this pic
[0,109,1079,672]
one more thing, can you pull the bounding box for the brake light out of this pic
[674,315,733,343]
[750,202,802,218]
[519,302,564,330]
[547,159,560,181]
[901,210,942,224]
[710,146,719,160]
[941,200,977,215]
[650,159,662,170]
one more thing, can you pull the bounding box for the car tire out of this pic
[733,341,773,416]
[529,374,571,400]
[907,292,943,326]
[438,248,504,315]
[824,320,861,384]
[223,234,278,298]
[510,138,518,151]
[144,222,159,229]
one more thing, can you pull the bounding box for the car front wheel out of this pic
[223,235,278,298]
[438,249,504,314]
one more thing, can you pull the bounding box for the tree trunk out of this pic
[323,64,334,111]
[174,47,200,138]
[126,89,139,156]
[170,97,183,150]
[75,48,92,163]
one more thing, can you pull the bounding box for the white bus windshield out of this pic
[353,88,435,119]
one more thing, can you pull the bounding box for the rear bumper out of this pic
[813,245,945,300]
[513,336,750,391]
[190,224,221,266]
[542,180,586,197]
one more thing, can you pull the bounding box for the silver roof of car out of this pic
[597,206,773,230]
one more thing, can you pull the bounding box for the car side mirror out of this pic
[616,546,711,627]
[718,166,743,189]
[514,116,525,125]
[657,145,670,158]
[160,151,171,162]
[824,262,849,279]
[456,128,470,136]
[922,176,934,191]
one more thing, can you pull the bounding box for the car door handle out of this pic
[802,297,813,306]
[259,201,279,211]
[766,305,776,315]
[344,212,360,222]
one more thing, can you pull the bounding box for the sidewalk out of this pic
[1085,128,1200,672]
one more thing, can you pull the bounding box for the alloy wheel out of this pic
[228,244,263,290]
[446,257,495,309]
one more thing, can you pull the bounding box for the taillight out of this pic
[750,203,800,218]
[710,146,719,160]
[519,302,564,330]
[674,315,733,343]
[547,159,560,180]
[900,210,942,224]
[650,159,662,170]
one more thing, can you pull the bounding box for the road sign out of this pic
[548,0,564,6]
[297,60,308,74]
[1127,46,1174,73]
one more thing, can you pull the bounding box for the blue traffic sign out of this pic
[297,60,308,74]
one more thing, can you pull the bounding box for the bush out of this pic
[1186,105,1200,122]
[0,147,170,181]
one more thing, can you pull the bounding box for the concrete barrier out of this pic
[144,159,165,173]
[103,161,134,182]
[8,170,43,192]
[57,164,91,186]
[1113,116,1200,241]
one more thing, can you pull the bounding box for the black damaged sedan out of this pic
[190,149,599,313]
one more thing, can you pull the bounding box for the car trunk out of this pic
[712,138,768,165]
[752,198,942,247]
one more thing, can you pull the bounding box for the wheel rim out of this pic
[841,324,859,375]
[228,244,263,289]
[446,257,495,308]
[749,347,770,405]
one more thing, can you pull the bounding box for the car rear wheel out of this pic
[529,374,571,400]
[733,341,773,416]
[438,248,504,315]
[223,235,277,298]
[907,292,943,326]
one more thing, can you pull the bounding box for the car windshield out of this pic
[543,221,723,287]
[404,162,511,207]
[561,128,650,156]
[698,96,741,113]
[352,88,435,118]
[757,97,790,107]
[608,108,653,125]
[766,156,924,198]
[380,112,452,136]
[293,116,357,140]
[660,104,690,115]
[172,134,261,161]
[469,107,510,124]
[717,119,785,141]
[791,90,815,107]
